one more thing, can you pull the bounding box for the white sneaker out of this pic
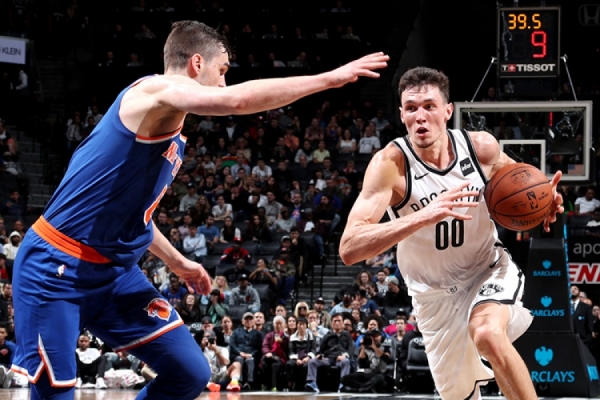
[3,370,13,388]
[95,377,107,389]
[75,378,82,389]
[81,382,96,389]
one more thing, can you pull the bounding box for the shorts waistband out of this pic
[32,216,111,264]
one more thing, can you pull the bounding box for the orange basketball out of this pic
[484,163,553,231]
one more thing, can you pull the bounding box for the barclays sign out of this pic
[531,346,576,383]
[531,296,565,317]
[532,260,561,277]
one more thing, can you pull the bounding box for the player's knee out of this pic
[471,323,505,358]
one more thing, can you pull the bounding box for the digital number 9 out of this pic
[531,30,547,59]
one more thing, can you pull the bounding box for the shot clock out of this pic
[497,7,560,78]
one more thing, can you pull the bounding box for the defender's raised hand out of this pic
[327,52,389,88]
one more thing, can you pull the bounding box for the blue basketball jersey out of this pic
[43,77,186,266]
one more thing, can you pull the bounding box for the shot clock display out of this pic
[497,7,560,78]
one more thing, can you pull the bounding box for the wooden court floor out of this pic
[0,388,595,400]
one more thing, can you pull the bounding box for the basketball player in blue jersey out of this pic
[340,67,563,400]
[11,21,388,400]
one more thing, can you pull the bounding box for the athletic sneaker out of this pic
[207,382,221,392]
[95,377,107,389]
[3,370,13,388]
[305,381,320,393]
[75,378,82,389]
[226,382,240,392]
[81,382,96,389]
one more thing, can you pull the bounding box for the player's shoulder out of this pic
[132,74,198,95]
[465,130,500,165]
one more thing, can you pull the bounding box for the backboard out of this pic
[453,101,593,184]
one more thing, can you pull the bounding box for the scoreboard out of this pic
[497,7,560,78]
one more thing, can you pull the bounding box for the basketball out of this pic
[484,163,553,231]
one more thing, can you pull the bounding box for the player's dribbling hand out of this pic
[328,52,389,88]
[543,171,564,232]
[423,181,480,223]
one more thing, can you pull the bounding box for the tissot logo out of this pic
[579,4,600,26]
[459,158,474,177]
[501,63,557,73]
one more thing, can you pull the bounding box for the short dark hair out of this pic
[164,21,231,71]
[398,67,450,104]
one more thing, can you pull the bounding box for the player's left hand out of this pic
[543,171,564,232]
[172,258,213,296]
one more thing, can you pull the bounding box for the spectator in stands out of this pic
[356,289,381,317]
[289,192,305,222]
[312,140,330,164]
[207,276,231,305]
[305,313,354,393]
[313,297,332,329]
[575,187,600,216]
[286,316,317,389]
[245,213,272,243]
[206,288,229,328]
[253,312,269,339]
[331,0,349,12]
[390,315,407,365]
[168,227,183,253]
[260,315,289,391]
[261,176,283,201]
[286,315,297,336]
[248,258,277,312]
[222,316,234,347]
[194,195,212,224]
[219,216,241,243]
[355,316,387,345]
[295,142,314,164]
[178,292,202,324]
[337,129,357,153]
[182,224,207,262]
[2,190,26,217]
[65,114,83,155]
[199,214,221,250]
[314,194,336,238]
[331,292,354,316]
[3,231,20,262]
[229,312,263,389]
[269,247,296,305]
[358,125,381,154]
[264,191,283,227]
[177,214,193,240]
[0,123,16,157]
[371,109,392,137]
[155,211,173,237]
[383,277,411,310]
[212,195,233,221]
[272,207,296,233]
[0,218,6,246]
[180,182,199,212]
[0,254,8,281]
[0,321,14,388]
[159,186,180,214]
[305,118,324,146]
[340,329,389,393]
[229,274,261,313]
[353,271,373,293]
[199,316,226,348]
[231,153,251,177]
[397,322,423,381]
[161,273,188,307]
[220,238,252,266]
[252,158,272,183]
[202,329,241,392]
[375,270,388,295]
[75,333,107,389]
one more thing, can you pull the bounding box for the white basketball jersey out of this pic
[387,129,501,295]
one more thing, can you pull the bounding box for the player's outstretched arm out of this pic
[158,52,388,116]
[339,147,479,266]
[148,223,212,295]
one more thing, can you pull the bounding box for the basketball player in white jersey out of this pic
[340,67,563,400]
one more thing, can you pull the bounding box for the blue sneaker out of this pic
[305,382,320,393]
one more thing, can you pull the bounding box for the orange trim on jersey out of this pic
[32,217,111,264]
[115,319,184,352]
[135,125,183,142]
